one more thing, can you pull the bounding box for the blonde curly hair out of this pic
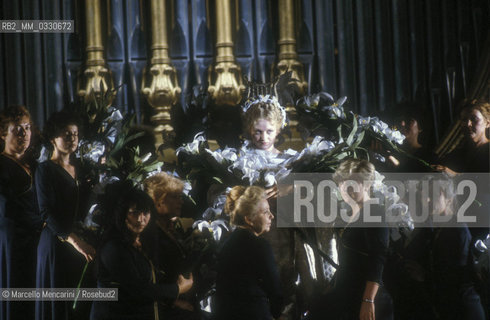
[143,172,184,203]
[225,186,266,227]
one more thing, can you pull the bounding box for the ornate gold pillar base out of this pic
[78,0,115,105]
[208,0,245,106]
[143,0,181,153]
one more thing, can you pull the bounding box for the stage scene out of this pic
[1,0,489,319]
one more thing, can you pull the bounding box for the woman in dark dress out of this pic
[214,185,284,320]
[308,159,392,320]
[0,106,43,320]
[432,102,490,315]
[90,184,193,320]
[35,111,96,320]
[144,172,198,319]
[421,175,485,320]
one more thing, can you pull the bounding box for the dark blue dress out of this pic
[309,205,392,320]
[90,235,179,320]
[215,228,284,320]
[35,160,91,320]
[0,154,42,320]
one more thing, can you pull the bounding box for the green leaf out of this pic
[346,116,358,146]
[336,124,343,141]
[351,130,365,149]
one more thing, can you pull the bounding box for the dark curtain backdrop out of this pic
[1,0,489,144]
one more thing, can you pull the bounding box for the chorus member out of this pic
[309,159,392,320]
[0,106,43,320]
[422,176,485,320]
[90,184,193,320]
[35,110,95,320]
[433,101,490,241]
[394,106,435,172]
[215,186,283,320]
[144,172,198,319]
[434,101,490,175]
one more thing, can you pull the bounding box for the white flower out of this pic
[106,126,118,144]
[275,167,292,183]
[176,132,206,155]
[372,171,385,193]
[205,147,238,164]
[321,96,347,119]
[105,108,123,122]
[369,117,389,133]
[388,129,405,145]
[264,171,276,187]
[80,140,106,163]
[475,234,490,253]
[358,116,371,128]
[93,174,120,195]
[193,219,229,241]
[221,147,238,162]
[183,181,192,196]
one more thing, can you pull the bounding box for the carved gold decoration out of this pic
[78,0,114,104]
[142,0,181,135]
[275,0,308,96]
[208,0,245,106]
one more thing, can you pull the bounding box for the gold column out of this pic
[78,0,114,104]
[142,0,181,137]
[275,0,308,97]
[208,0,245,106]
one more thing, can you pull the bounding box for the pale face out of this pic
[339,180,370,205]
[463,109,489,144]
[51,124,79,155]
[125,206,151,235]
[1,116,31,157]
[250,118,278,152]
[248,199,274,236]
[155,190,183,218]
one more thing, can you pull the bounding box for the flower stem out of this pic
[72,261,89,310]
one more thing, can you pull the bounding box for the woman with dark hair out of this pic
[394,104,435,172]
[0,105,43,320]
[35,110,95,320]
[90,183,193,320]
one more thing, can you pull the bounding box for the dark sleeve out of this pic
[15,186,43,231]
[100,241,179,302]
[364,227,389,284]
[35,163,69,238]
[0,165,42,230]
[257,238,284,318]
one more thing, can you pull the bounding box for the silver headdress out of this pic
[241,72,297,129]
[241,94,287,129]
